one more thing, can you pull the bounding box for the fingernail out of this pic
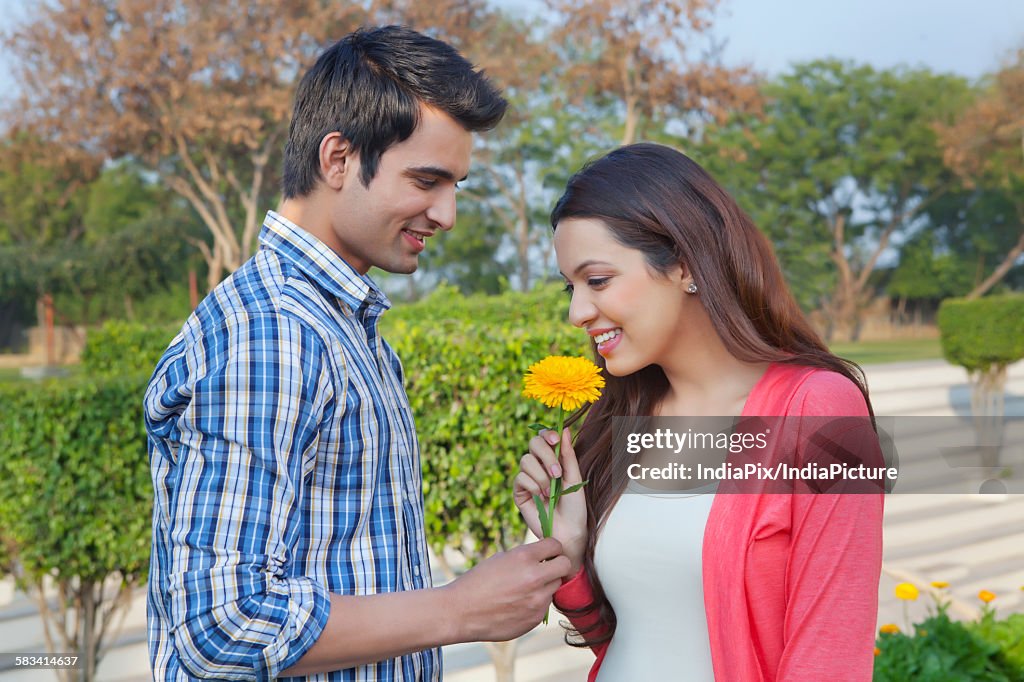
[545,432,559,445]
[551,463,562,477]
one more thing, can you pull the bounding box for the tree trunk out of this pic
[970,365,1007,469]
[895,296,907,326]
[484,640,518,682]
[514,152,531,292]
[81,579,96,682]
[965,226,1024,300]
[826,285,861,343]
[827,212,863,342]
[189,269,199,309]
[206,244,226,293]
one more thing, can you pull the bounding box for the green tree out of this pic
[889,233,972,299]
[937,47,1024,298]
[0,132,100,341]
[0,132,99,249]
[81,162,161,243]
[700,60,972,340]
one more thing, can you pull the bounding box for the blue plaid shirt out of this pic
[144,211,438,681]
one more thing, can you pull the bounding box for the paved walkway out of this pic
[1,359,1022,681]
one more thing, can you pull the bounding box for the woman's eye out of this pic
[587,277,610,288]
[562,283,574,295]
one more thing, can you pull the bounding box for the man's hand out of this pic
[444,537,571,642]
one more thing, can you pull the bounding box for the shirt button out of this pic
[413,566,421,576]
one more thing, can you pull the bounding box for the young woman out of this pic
[514,143,883,681]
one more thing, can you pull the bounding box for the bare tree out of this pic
[3,1,364,289]
[939,48,1024,299]
[545,0,760,145]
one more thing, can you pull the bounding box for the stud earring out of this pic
[686,282,698,294]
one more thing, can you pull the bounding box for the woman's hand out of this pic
[513,428,588,577]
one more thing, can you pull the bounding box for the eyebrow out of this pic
[406,165,469,183]
[560,260,614,278]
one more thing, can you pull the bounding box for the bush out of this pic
[81,319,179,377]
[875,611,1022,681]
[0,284,592,678]
[972,612,1024,672]
[0,374,152,680]
[0,374,152,581]
[381,283,592,565]
[937,296,1024,373]
[876,585,1024,681]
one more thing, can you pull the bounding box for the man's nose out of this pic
[426,186,457,231]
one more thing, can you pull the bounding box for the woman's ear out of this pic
[678,266,698,295]
[319,132,354,190]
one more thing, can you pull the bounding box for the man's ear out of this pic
[319,132,354,191]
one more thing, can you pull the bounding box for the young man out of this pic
[144,26,570,681]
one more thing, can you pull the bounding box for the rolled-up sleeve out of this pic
[160,313,334,679]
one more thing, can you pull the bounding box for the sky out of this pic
[1,0,1021,98]
[504,0,1023,79]
[708,0,1023,78]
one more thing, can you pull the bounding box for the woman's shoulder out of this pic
[750,362,868,417]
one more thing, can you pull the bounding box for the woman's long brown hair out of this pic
[551,143,873,648]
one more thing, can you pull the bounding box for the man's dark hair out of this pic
[282,25,507,198]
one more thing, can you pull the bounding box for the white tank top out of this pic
[593,483,716,681]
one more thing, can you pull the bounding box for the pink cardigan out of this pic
[553,363,884,681]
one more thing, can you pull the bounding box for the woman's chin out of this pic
[602,356,639,377]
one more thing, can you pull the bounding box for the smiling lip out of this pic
[401,229,431,253]
[589,327,623,356]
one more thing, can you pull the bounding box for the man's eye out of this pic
[416,177,437,189]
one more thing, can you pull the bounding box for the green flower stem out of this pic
[529,408,589,625]
[539,407,565,625]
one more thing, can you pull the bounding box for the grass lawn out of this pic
[830,337,943,366]
[0,365,83,383]
[0,367,26,383]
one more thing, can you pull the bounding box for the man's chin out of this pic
[379,259,419,275]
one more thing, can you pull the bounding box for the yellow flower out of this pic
[874,647,881,657]
[979,590,996,604]
[895,582,919,601]
[523,356,605,411]
[879,623,900,634]
[930,581,949,589]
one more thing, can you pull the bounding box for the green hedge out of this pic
[3,283,593,581]
[0,374,152,584]
[381,283,593,564]
[81,319,179,377]
[937,296,1024,373]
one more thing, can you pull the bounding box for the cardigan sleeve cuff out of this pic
[553,566,590,610]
